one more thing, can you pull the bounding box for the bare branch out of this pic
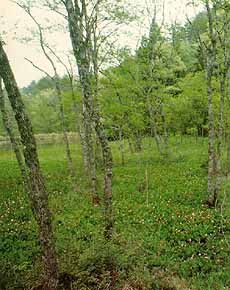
[25,57,54,79]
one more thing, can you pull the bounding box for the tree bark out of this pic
[0,40,59,290]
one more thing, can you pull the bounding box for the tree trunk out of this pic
[93,105,114,239]
[79,120,99,206]
[205,0,217,206]
[83,107,98,204]
[226,131,230,174]
[79,125,89,171]
[69,77,93,180]
[128,137,134,153]
[134,131,142,152]
[212,78,225,205]
[54,76,78,192]
[226,71,230,174]
[160,103,170,155]
[0,78,29,191]
[206,55,216,204]
[95,133,103,169]
[148,103,163,155]
[64,1,98,201]
[64,0,113,237]
[119,128,125,165]
[0,40,59,290]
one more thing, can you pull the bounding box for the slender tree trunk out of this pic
[134,131,142,152]
[0,40,59,290]
[91,132,100,206]
[128,137,134,153]
[69,74,90,183]
[148,102,163,155]
[161,103,170,155]
[79,116,99,206]
[64,2,98,201]
[207,56,216,203]
[77,104,89,174]
[93,105,114,239]
[64,0,113,236]
[0,78,29,191]
[205,0,217,205]
[226,131,230,174]
[213,77,225,205]
[226,71,230,173]
[119,128,125,165]
[82,105,99,205]
[79,124,89,171]
[95,133,103,169]
[54,77,78,192]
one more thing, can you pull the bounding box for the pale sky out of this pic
[0,0,203,88]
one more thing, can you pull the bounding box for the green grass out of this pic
[0,137,229,290]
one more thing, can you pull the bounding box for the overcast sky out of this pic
[0,0,202,88]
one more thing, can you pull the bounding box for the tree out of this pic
[0,38,59,290]
[0,77,29,191]
[186,0,229,206]
[62,0,114,239]
[16,1,78,192]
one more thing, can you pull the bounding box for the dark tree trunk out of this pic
[0,40,59,290]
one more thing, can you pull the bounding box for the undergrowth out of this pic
[0,137,229,290]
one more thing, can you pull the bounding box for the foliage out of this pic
[0,138,229,289]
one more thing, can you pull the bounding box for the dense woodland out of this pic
[0,0,230,289]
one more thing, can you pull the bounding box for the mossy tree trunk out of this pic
[0,39,59,290]
[0,77,29,191]
[64,0,114,238]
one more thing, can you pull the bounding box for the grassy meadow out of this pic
[0,137,229,290]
